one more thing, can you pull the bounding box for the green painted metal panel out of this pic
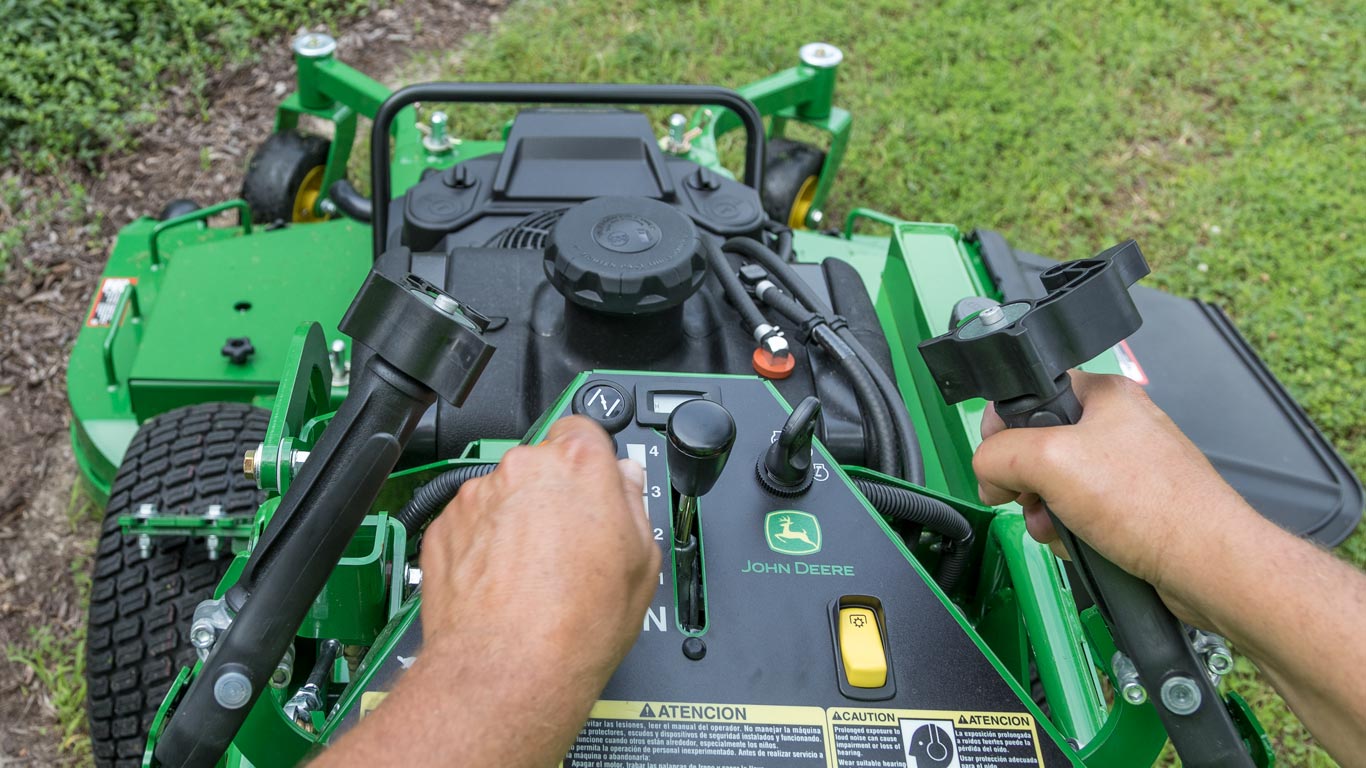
[125,220,370,419]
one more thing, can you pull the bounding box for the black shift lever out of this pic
[666,399,736,545]
[919,241,1253,768]
[665,399,735,633]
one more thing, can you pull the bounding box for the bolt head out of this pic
[1206,650,1235,676]
[292,33,337,59]
[809,210,824,225]
[1160,676,1203,716]
[1121,682,1148,706]
[799,42,844,69]
[191,625,216,649]
[214,671,253,709]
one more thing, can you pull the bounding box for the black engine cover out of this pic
[362,108,892,466]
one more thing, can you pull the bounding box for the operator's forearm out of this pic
[1161,500,1366,765]
[311,632,603,767]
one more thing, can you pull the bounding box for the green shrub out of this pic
[0,0,367,171]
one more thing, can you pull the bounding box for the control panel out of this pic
[334,372,1075,768]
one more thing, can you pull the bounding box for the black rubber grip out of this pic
[1002,374,1253,768]
[154,357,436,767]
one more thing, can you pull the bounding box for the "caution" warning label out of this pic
[829,707,1043,768]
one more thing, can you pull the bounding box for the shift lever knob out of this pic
[666,399,736,498]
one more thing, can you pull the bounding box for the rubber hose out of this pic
[756,280,897,477]
[852,478,974,592]
[756,284,894,472]
[702,237,768,333]
[839,327,927,486]
[328,179,374,223]
[730,234,927,485]
[395,464,496,535]
[812,325,898,476]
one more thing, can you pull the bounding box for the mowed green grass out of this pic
[434,0,1363,764]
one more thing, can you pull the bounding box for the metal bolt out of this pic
[1112,652,1147,706]
[135,503,157,558]
[424,111,453,153]
[191,622,217,651]
[433,293,461,315]
[319,198,338,216]
[1190,629,1235,677]
[270,647,295,689]
[329,339,348,387]
[1205,646,1235,676]
[404,565,423,591]
[1160,675,1203,716]
[761,333,790,358]
[244,444,262,483]
[290,450,310,474]
[978,305,1006,326]
[214,671,253,709]
[665,113,689,154]
[291,33,337,59]
[799,42,844,69]
[809,210,824,225]
[204,504,224,561]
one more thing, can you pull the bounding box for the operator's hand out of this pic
[971,371,1366,767]
[421,415,659,685]
[317,416,658,768]
[972,371,1248,620]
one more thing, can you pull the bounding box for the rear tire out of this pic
[85,403,268,767]
[241,130,331,225]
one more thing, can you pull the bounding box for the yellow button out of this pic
[838,606,887,688]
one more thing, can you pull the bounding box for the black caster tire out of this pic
[241,130,331,225]
[762,138,827,229]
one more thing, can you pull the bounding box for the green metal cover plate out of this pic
[126,221,370,415]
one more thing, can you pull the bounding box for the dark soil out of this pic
[0,2,506,763]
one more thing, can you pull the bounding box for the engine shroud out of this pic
[367,109,892,466]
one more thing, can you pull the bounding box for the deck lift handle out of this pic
[918,241,1255,768]
[153,271,494,767]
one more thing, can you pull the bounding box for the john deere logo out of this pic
[765,511,822,556]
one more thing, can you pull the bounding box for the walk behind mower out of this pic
[67,33,1361,768]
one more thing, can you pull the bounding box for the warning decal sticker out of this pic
[829,707,1043,768]
[565,702,1051,768]
[86,277,136,327]
[565,700,830,767]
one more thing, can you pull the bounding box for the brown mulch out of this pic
[0,1,506,763]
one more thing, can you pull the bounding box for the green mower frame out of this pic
[66,35,1285,768]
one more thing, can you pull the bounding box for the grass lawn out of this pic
[431,0,1363,764]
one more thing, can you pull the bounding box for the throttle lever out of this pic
[919,241,1254,768]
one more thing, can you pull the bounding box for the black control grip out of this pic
[154,357,436,767]
[1003,375,1253,768]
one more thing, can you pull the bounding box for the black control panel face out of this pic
[334,373,1073,767]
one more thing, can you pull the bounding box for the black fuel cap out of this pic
[544,196,706,315]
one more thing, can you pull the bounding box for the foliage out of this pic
[0,0,368,171]
[438,0,1363,762]
[7,624,89,761]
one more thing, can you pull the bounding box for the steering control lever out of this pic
[918,241,1254,768]
[666,399,735,631]
[154,272,494,767]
